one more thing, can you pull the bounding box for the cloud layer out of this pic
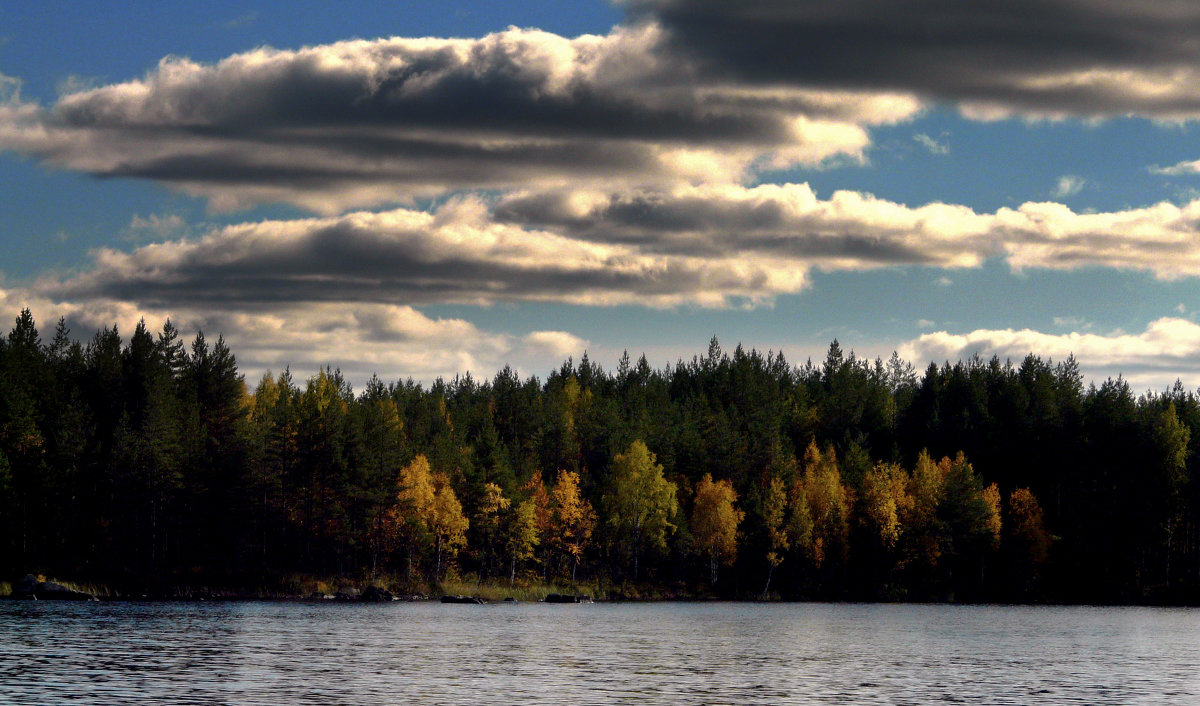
[8,1,1200,218]
[5,7,1200,387]
[636,0,1200,120]
[25,185,1200,323]
[497,184,1200,279]
[0,26,915,212]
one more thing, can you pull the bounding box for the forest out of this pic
[0,307,1196,603]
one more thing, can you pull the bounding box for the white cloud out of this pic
[1051,175,1086,198]
[898,317,1200,390]
[1151,160,1200,176]
[125,213,188,240]
[0,288,582,386]
[222,11,258,30]
[1052,315,1085,327]
[522,330,590,359]
[54,75,101,96]
[0,72,21,102]
[913,133,949,155]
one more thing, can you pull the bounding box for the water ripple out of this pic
[2,602,1199,704]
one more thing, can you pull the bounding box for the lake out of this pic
[2,601,1197,704]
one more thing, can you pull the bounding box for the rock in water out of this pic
[361,586,395,602]
[12,575,98,601]
[440,595,485,604]
[544,593,580,603]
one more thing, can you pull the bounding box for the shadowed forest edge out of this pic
[0,309,1194,603]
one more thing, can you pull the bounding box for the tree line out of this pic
[0,308,1194,602]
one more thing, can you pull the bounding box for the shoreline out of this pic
[4,575,1197,607]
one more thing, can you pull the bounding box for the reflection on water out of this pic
[2,601,1199,704]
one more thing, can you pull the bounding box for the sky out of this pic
[3,0,1200,391]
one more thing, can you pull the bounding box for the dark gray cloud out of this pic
[635,0,1200,118]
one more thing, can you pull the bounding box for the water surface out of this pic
[2,601,1197,704]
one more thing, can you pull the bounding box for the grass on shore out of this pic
[1,570,634,602]
[437,575,602,602]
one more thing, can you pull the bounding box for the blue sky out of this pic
[3,0,1200,389]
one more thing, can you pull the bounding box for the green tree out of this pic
[474,481,510,580]
[1153,402,1190,584]
[603,440,679,580]
[356,375,405,575]
[297,368,353,571]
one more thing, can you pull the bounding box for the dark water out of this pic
[2,601,1198,704]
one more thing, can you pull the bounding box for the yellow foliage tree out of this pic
[504,498,540,582]
[860,461,910,551]
[521,472,553,579]
[691,473,744,584]
[799,442,850,568]
[549,469,597,580]
[1008,487,1051,565]
[762,475,790,598]
[387,454,437,578]
[787,477,814,564]
[430,472,468,579]
[902,449,945,570]
[981,483,1002,549]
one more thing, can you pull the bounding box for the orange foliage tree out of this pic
[691,473,744,584]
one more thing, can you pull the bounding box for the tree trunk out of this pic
[762,563,775,600]
[633,526,642,581]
